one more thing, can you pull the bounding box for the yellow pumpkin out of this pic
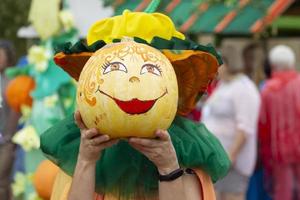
[77,41,178,138]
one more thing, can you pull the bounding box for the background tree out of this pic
[0,0,32,59]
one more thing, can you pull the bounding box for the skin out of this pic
[68,111,202,200]
[68,111,119,200]
[228,129,246,165]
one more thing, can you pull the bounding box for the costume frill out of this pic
[41,114,230,198]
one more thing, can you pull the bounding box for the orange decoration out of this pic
[33,160,59,200]
[5,75,35,112]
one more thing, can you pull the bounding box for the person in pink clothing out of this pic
[259,45,300,200]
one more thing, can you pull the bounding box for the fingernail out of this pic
[92,128,98,132]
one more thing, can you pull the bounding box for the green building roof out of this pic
[107,0,296,35]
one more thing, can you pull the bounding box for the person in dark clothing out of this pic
[0,40,20,200]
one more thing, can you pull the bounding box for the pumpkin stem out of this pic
[144,0,161,13]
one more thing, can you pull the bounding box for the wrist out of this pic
[77,155,98,166]
[159,168,184,182]
[158,161,180,175]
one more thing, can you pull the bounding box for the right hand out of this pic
[74,111,119,164]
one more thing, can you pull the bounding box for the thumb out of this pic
[155,130,170,141]
[74,110,87,130]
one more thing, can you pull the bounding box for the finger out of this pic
[84,128,99,139]
[74,111,87,130]
[129,142,155,154]
[129,137,158,147]
[90,134,110,145]
[130,142,148,153]
[130,144,158,161]
[155,130,170,141]
[99,139,119,149]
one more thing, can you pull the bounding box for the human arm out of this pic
[68,111,118,200]
[228,129,246,164]
[129,130,202,200]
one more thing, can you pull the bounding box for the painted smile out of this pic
[96,87,168,115]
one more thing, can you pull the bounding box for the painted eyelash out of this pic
[145,63,162,72]
[101,62,110,70]
[154,64,162,73]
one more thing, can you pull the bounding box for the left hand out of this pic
[229,151,237,165]
[129,130,179,175]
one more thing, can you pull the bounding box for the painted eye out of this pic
[140,64,162,76]
[102,62,127,74]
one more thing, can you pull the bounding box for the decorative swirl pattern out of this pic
[80,63,97,106]
[80,42,170,106]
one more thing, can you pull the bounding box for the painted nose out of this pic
[129,76,140,83]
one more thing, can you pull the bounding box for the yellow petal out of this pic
[87,10,185,45]
[12,172,27,197]
[59,10,74,31]
[29,0,61,39]
[43,94,59,108]
[28,45,50,66]
[12,126,40,151]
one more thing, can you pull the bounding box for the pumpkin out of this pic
[77,41,178,138]
[33,160,59,200]
[5,75,35,112]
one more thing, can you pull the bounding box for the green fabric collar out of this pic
[41,115,230,198]
[55,36,223,65]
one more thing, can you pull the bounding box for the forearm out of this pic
[159,177,186,200]
[158,162,186,200]
[229,129,247,158]
[68,158,96,200]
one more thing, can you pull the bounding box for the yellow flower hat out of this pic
[54,10,222,115]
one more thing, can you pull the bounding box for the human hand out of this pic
[74,111,119,164]
[128,130,179,175]
[228,151,237,165]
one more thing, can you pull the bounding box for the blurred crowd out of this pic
[189,43,300,200]
[0,38,300,200]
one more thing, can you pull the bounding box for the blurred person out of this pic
[259,45,300,200]
[246,58,272,200]
[0,40,20,200]
[202,46,261,200]
[242,44,265,86]
[243,44,257,79]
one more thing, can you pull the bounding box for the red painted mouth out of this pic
[97,89,167,115]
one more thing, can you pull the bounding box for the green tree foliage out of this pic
[0,0,32,58]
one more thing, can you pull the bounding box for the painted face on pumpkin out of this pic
[77,41,178,138]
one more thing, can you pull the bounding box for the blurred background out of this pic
[0,0,299,200]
